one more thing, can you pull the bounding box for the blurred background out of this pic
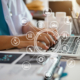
[22,0,80,35]
[23,0,79,13]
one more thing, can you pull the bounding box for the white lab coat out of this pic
[1,0,32,35]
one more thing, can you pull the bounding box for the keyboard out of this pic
[48,37,80,54]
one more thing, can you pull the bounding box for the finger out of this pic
[43,30,58,41]
[45,33,55,46]
[18,40,49,50]
[37,41,49,50]
[37,33,50,47]
[47,31,57,41]
[51,28,59,39]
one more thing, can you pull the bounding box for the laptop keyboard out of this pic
[48,37,80,54]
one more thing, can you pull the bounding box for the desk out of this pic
[61,59,80,80]
[1,49,80,80]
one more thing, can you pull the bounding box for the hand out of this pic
[22,22,39,33]
[18,31,56,50]
[21,22,59,49]
[22,22,59,40]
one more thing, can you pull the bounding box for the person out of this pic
[0,0,58,50]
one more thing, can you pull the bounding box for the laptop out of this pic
[47,36,80,59]
[48,1,80,59]
[18,35,80,59]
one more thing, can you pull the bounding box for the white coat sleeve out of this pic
[1,0,18,35]
[22,0,32,21]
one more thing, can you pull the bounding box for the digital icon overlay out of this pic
[11,37,20,46]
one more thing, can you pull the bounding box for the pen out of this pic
[45,56,61,78]
[45,58,58,78]
[54,67,63,80]
[53,67,60,78]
